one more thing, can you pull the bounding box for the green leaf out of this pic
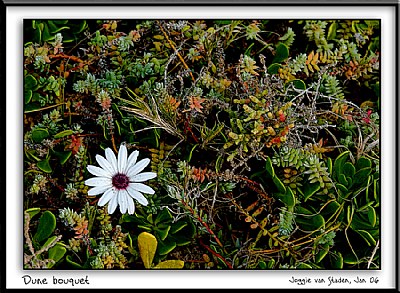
[336,183,348,193]
[265,157,275,177]
[155,208,173,225]
[354,167,372,185]
[289,79,306,90]
[327,22,337,40]
[40,236,58,253]
[25,102,42,112]
[42,23,54,42]
[367,206,377,227]
[303,181,320,201]
[170,221,187,234]
[355,157,372,170]
[25,207,41,219]
[153,260,184,269]
[296,262,312,269]
[333,151,350,178]
[47,20,70,34]
[273,176,286,194]
[338,174,349,186]
[343,162,356,178]
[266,259,275,269]
[24,74,38,89]
[157,238,177,256]
[33,211,56,243]
[53,150,72,165]
[355,230,376,246]
[172,235,192,246]
[31,128,49,143]
[329,252,343,269]
[138,232,157,268]
[25,90,33,104]
[350,213,375,230]
[48,244,67,268]
[54,129,74,139]
[65,255,84,269]
[315,243,330,263]
[295,206,325,232]
[267,63,281,74]
[277,187,295,208]
[156,226,171,241]
[321,201,342,222]
[326,157,333,175]
[37,158,52,173]
[272,43,289,63]
[258,260,267,269]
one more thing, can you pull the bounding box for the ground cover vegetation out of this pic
[23,19,380,269]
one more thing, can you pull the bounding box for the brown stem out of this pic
[199,238,233,269]
[157,21,196,83]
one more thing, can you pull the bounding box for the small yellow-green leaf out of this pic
[153,260,184,269]
[54,129,74,139]
[138,232,157,269]
[25,207,41,219]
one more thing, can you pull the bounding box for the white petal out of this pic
[130,183,155,195]
[126,150,139,173]
[105,148,118,173]
[85,177,112,187]
[108,191,119,214]
[98,188,115,206]
[118,189,128,214]
[130,172,157,182]
[127,158,150,178]
[118,144,128,173]
[96,154,116,175]
[127,196,135,215]
[87,185,112,196]
[127,185,149,206]
[87,165,112,178]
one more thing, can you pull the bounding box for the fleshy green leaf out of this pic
[265,157,275,177]
[329,252,343,269]
[33,211,56,243]
[157,238,177,256]
[289,79,306,90]
[343,162,356,178]
[273,176,286,194]
[295,206,325,232]
[333,151,350,178]
[53,150,72,165]
[37,158,52,173]
[32,128,49,143]
[156,226,171,241]
[25,207,41,219]
[267,63,281,74]
[48,243,67,268]
[355,230,376,246]
[356,157,372,170]
[272,43,289,63]
[315,243,330,263]
[304,181,320,201]
[155,208,173,225]
[170,221,187,234]
[24,74,38,89]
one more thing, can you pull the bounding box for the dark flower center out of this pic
[112,173,130,190]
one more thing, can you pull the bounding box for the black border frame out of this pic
[2,0,399,291]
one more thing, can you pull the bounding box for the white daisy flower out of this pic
[85,144,157,215]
